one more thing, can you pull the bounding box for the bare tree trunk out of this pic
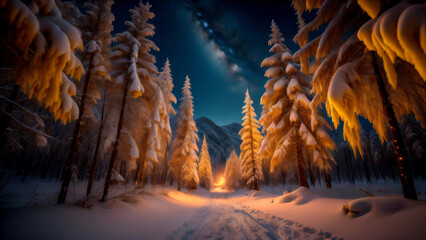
[152,161,157,190]
[371,51,417,200]
[252,179,260,191]
[296,141,309,188]
[345,149,354,183]
[161,148,168,186]
[388,151,397,181]
[141,162,148,188]
[281,171,286,186]
[324,170,331,189]
[86,91,106,196]
[101,75,130,202]
[362,158,372,184]
[335,162,341,183]
[307,158,316,186]
[169,175,174,186]
[177,165,182,191]
[58,53,94,204]
[135,158,142,185]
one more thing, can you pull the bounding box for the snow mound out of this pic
[274,187,317,205]
[342,197,408,217]
[246,190,272,198]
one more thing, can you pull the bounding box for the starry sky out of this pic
[111,0,311,126]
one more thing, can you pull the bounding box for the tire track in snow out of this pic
[169,201,344,240]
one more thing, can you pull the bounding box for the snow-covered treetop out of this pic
[179,76,195,118]
[80,0,114,47]
[78,0,115,113]
[158,58,177,115]
[268,20,290,54]
[110,1,159,99]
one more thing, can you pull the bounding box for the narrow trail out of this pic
[169,193,344,240]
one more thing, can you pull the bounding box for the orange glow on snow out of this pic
[214,177,225,188]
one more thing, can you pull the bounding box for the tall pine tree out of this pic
[260,20,335,189]
[198,136,214,190]
[101,2,159,201]
[239,90,263,191]
[157,59,177,187]
[169,76,199,191]
[58,0,114,203]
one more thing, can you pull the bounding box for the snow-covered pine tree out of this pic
[0,0,84,152]
[292,0,424,199]
[156,59,177,187]
[169,76,199,191]
[1,0,84,123]
[260,20,335,189]
[158,59,177,116]
[57,0,114,203]
[198,136,214,190]
[101,2,159,201]
[69,0,115,198]
[239,90,263,191]
[224,150,242,191]
[148,84,167,190]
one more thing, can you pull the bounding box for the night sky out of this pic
[111,0,308,126]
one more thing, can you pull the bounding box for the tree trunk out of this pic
[388,152,397,181]
[362,158,372,184]
[324,170,331,189]
[169,175,174,186]
[345,150,354,183]
[152,161,157,191]
[281,171,286,186]
[141,162,148,188]
[371,51,417,200]
[101,74,130,202]
[177,166,182,191]
[335,162,341,183]
[86,90,106,196]
[252,179,259,191]
[296,141,309,188]
[307,157,316,186]
[134,158,142,185]
[161,148,168,187]
[58,53,94,204]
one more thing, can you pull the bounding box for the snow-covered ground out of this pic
[1,179,426,240]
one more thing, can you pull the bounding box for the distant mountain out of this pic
[169,115,241,169]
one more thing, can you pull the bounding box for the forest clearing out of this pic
[1,181,426,240]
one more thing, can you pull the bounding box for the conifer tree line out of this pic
[0,0,210,203]
[1,0,425,202]
[226,0,425,198]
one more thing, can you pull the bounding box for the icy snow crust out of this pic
[1,181,426,240]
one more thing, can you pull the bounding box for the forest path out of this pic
[169,196,343,240]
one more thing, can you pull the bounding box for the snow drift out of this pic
[274,187,317,205]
